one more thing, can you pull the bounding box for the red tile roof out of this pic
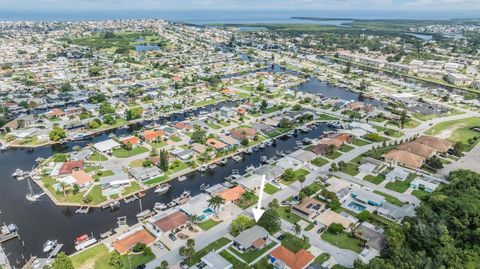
[270,246,315,269]
[122,136,141,145]
[143,130,165,141]
[174,122,193,130]
[59,160,84,175]
[153,211,189,232]
[218,186,245,202]
[112,229,156,255]
[230,128,257,140]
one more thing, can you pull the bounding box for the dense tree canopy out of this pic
[358,169,480,269]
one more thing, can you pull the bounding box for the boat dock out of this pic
[123,195,138,204]
[0,231,19,243]
[47,244,63,259]
[0,243,11,269]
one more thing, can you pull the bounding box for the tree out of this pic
[159,149,169,172]
[278,118,292,129]
[257,208,281,233]
[400,110,407,129]
[132,242,146,253]
[292,104,302,111]
[158,260,169,269]
[49,127,66,141]
[207,195,225,212]
[49,252,74,269]
[99,102,115,115]
[452,141,464,156]
[298,174,306,189]
[190,127,207,144]
[357,210,371,222]
[179,239,196,264]
[109,251,123,268]
[425,155,443,169]
[89,118,103,129]
[126,107,142,120]
[281,168,296,182]
[103,114,117,125]
[230,215,255,236]
[328,223,344,234]
[260,100,268,111]
[241,138,249,146]
[293,223,301,236]
[189,214,200,225]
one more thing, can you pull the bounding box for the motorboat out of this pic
[245,148,253,154]
[154,183,171,194]
[12,169,25,178]
[208,163,217,170]
[259,143,266,149]
[0,144,8,151]
[219,158,228,165]
[245,165,255,172]
[197,165,207,173]
[154,202,168,211]
[178,176,187,182]
[260,156,268,164]
[109,201,120,211]
[200,183,210,191]
[43,240,58,253]
[302,138,312,145]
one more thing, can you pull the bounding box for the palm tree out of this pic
[298,175,306,189]
[241,189,256,203]
[207,195,225,214]
[189,214,200,225]
[293,223,301,236]
[60,182,67,198]
[159,261,169,269]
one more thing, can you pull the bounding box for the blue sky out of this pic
[1,0,479,11]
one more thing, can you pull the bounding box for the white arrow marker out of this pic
[252,175,266,222]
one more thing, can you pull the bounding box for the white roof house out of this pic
[191,252,232,269]
[385,167,409,182]
[93,139,121,152]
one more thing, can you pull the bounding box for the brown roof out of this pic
[174,122,193,130]
[230,128,257,140]
[46,108,65,117]
[71,170,93,185]
[59,160,84,175]
[292,197,325,218]
[112,229,156,255]
[218,186,245,202]
[143,130,165,141]
[153,211,189,232]
[206,138,228,150]
[397,141,437,158]
[415,135,453,152]
[252,238,266,249]
[333,133,352,143]
[384,149,426,169]
[318,138,343,148]
[270,246,315,269]
[309,144,332,155]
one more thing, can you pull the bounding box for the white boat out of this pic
[12,169,24,177]
[0,144,8,151]
[302,138,312,145]
[245,148,253,154]
[200,183,210,191]
[154,183,171,194]
[154,202,168,211]
[219,159,228,165]
[232,155,242,162]
[245,165,255,172]
[43,240,58,253]
[259,143,266,149]
[197,165,207,172]
[177,176,187,182]
[260,156,268,164]
[208,163,217,170]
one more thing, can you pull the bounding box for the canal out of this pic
[0,120,329,267]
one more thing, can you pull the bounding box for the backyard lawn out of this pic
[412,189,431,200]
[385,174,415,193]
[186,237,231,266]
[325,150,342,160]
[88,151,108,161]
[112,146,149,158]
[339,163,359,176]
[228,242,277,263]
[321,231,364,253]
[338,144,355,152]
[363,174,385,185]
[219,250,249,269]
[318,113,339,121]
[276,207,304,224]
[350,138,371,146]
[374,190,405,206]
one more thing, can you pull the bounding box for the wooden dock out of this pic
[0,232,19,243]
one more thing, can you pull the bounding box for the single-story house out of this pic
[218,185,245,203]
[191,251,232,269]
[415,135,453,153]
[191,143,207,154]
[397,141,437,158]
[377,202,416,222]
[254,166,284,181]
[269,246,315,269]
[150,210,189,235]
[179,193,214,221]
[59,160,84,175]
[410,177,439,192]
[354,222,386,252]
[290,150,317,164]
[174,122,193,131]
[308,144,332,156]
[99,174,132,189]
[70,149,93,161]
[351,189,385,207]
[385,167,409,182]
[206,138,228,151]
[111,227,156,255]
[93,139,121,153]
[122,136,141,146]
[129,166,163,181]
[143,130,165,141]
[276,156,303,170]
[383,150,426,169]
[70,170,94,187]
[230,127,257,140]
[233,226,269,252]
[291,197,325,220]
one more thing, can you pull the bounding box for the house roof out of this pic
[59,160,84,175]
[384,149,426,169]
[71,170,93,185]
[415,135,453,152]
[318,137,343,148]
[112,228,156,255]
[309,144,332,155]
[174,122,193,130]
[218,186,245,202]
[143,130,165,141]
[122,136,141,145]
[234,226,268,248]
[230,127,257,140]
[93,139,120,152]
[270,246,315,269]
[207,138,228,150]
[153,211,189,232]
[397,141,437,158]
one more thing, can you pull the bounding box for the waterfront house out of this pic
[149,210,189,236]
[171,148,194,161]
[111,227,156,255]
[93,139,121,153]
[233,226,269,252]
[59,160,84,175]
[70,170,94,189]
[121,136,141,146]
[230,127,257,140]
[99,173,132,189]
[129,166,163,181]
[290,150,316,164]
[308,144,332,156]
[174,122,194,132]
[70,149,93,161]
[179,193,215,221]
[276,156,303,170]
[217,185,245,204]
[142,130,165,142]
[206,138,228,151]
[269,245,315,269]
[351,189,385,207]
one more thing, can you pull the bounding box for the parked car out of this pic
[277,234,285,241]
[169,233,177,241]
[136,264,146,269]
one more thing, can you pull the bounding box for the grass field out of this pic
[264,183,280,194]
[340,163,359,176]
[281,233,311,253]
[338,144,355,152]
[219,250,249,269]
[276,207,304,224]
[374,190,405,206]
[321,231,364,253]
[363,174,385,185]
[384,174,415,193]
[228,242,277,263]
[88,151,108,161]
[198,219,223,231]
[186,238,231,266]
[325,150,342,160]
[112,146,149,158]
[351,138,371,146]
[425,117,480,151]
[312,157,329,167]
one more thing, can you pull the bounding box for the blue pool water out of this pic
[348,202,366,212]
[199,208,215,220]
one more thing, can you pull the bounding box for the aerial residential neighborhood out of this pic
[0,3,479,269]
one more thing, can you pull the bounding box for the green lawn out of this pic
[92,170,114,181]
[339,163,359,176]
[385,174,415,193]
[198,219,223,231]
[412,189,431,200]
[321,231,364,253]
[363,174,385,185]
[228,242,277,263]
[338,144,355,152]
[325,150,342,160]
[276,207,303,224]
[219,250,250,269]
[425,117,480,151]
[186,238,231,266]
[88,186,108,204]
[170,136,182,142]
[149,140,168,148]
[122,182,141,196]
[143,175,168,186]
[254,257,274,269]
[351,138,371,146]
[373,190,405,206]
[88,151,108,161]
[264,183,280,195]
[311,157,329,167]
[235,195,258,209]
[71,243,155,269]
[318,113,339,121]
[207,123,222,129]
[281,233,311,253]
[313,253,331,265]
[267,128,292,138]
[112,146,149,158]
[374,126,404,138]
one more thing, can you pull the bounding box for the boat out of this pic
[266,140,273,146]
[154,183,171,194]
[245,165,255,172]
[197,165,207,172]
[177,176,187,182]
[200,183,210,191]
[75,207,90,214]
[110,201,120,211]
[136,209,154,221]
[0,144,8,151]
[154,202,168,211]
[208,163,217,170]
[219,158,228,165]
[74,234,97,251]
[245,148,253,154]
[222,181,234,188]
[43,240,58,253]
[138,191,146,198]
[26,178,45,202]
[260,156,268,164]
[299,126,310,133]
[232,155,242,162]
[252,146,259,151]
[167,201,177,207]
[71,133,88,141]
[272,139,278,146]
[259,143,266,149]
[302,138,312,145]
[12,169,25,177]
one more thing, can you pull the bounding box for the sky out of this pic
[1,0,480,11]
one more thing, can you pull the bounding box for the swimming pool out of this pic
[348,202,366,212]
[199,208,215,220]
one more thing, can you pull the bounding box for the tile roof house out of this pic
[45,108,65,118]
[111,227,156,255]
[291,197,325,220]
[206,138,228,150]
[218,186,245,203]
[384,149,426,169]
[143,130,165,141]
[269,246,315,269]
[397,141,437,158]
[174,122,193,131]
[70,170,94,186]
[152,211,189,234]
[122,136,141,146]
[59,160,84,175]
[230,127,257,140]
[308,144,332,156]
[415,135,453,152]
